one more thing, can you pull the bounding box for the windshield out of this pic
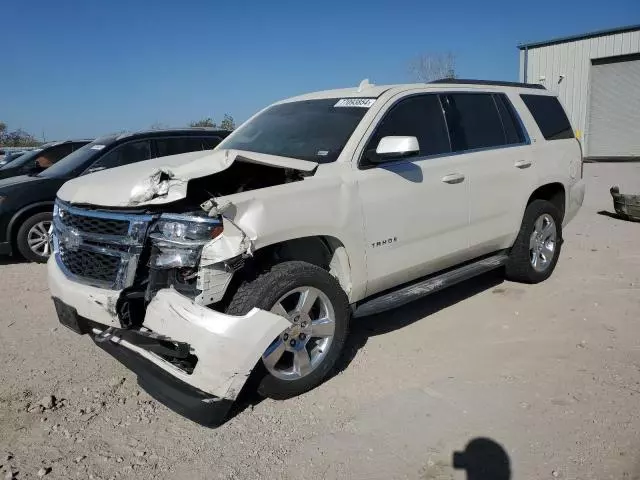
[218,98,372,163]
[38,137,115,178]
[0,149,42,170]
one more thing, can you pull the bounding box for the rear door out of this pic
[356,93,471,296]
[441,92,535,257]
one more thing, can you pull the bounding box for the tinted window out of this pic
[219,99,369,163]
[89,140,152,171]
[520,94,574,140]
[33,143,74,169]
[202,137,223,149]
[156,137,204,157]
[441,93,505,151]
[364,95,450,162]
[494,94,525,145]
[39,137,117,179]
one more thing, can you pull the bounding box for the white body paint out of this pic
[50,81,584,402]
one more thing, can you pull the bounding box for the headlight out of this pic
[149,214,223,268]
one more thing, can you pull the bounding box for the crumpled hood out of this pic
[57,149,317,207]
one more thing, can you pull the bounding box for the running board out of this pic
[353,252,509,318]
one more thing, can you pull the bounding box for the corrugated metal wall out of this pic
[519,30,640,156]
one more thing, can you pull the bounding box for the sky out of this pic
[2,0,639,140]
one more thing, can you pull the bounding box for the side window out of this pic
[71,142,88,152]
[35,144,73,168]
[520,94,574,140]
[156,137,204,157]
[202,136,223,150]
[90,140,151,171]
[364,95,450,163]
[494,94,526,145]
[441,93,506,151]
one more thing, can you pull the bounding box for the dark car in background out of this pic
[0,150,28,167]
[0,128,230,262]
[0,140,91,180]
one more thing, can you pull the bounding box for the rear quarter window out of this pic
[520,94,574,140]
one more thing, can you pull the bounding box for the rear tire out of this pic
[225,261,350,400]
[505,199,562,284]
[16,212,53,263]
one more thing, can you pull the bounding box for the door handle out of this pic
[515,159,532,169]
[441,173,465,184]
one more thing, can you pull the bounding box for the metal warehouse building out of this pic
[519,25,640,159]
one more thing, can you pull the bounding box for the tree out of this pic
[0,122,40,147]
[409,52,456,83]
[219,114,235,131]
[189,117,217,128]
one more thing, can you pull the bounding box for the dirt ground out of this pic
[1,162,639,480]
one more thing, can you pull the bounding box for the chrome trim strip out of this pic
[56,200,154,222]
[159,213,222,224]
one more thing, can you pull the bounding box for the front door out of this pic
[356,93,471,297]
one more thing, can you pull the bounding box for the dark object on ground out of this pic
[610,186,640,221]
[453,437,511,480]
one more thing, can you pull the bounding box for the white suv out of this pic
[48,79,585,425]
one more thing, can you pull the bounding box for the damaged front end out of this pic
[49,149,319,425]
[49,197,281,425]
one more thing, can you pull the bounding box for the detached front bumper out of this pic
[48,258,290,426]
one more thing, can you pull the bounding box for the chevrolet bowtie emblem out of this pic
[61,228,81,252]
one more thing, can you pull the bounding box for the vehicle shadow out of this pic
[225,271,504,425]
[452,437,511,480]
[0,255,26,266]
[597,210,640,222]
[334,270,504,376]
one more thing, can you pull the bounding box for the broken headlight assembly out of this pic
[149,214,223,268]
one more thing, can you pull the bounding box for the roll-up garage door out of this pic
[587,55,640,158]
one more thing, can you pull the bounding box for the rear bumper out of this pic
[564,179,585,226]
[0,242,11,256]
[48,257,290,425]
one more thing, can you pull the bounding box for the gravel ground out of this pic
[1,162,639,480]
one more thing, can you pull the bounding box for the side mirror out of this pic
[368,136,420,163]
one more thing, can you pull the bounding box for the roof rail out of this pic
[429,78,546,90]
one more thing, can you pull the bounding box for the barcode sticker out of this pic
[334,98,376,108]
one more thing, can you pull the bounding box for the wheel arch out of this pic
[526,183,566,222]
[251,235,354,300]
[7,201,55,249]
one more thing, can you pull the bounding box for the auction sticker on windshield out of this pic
[334,98,376,108]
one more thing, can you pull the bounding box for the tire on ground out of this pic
[16,211,53,263]
[225,260,350,400]
[505,199,563,284]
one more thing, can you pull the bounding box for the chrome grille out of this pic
[52,201,154,290]
[59,246,121,284]
[61,212,129,236]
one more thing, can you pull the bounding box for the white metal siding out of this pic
[587,57,640,157]
[519,29,640,156]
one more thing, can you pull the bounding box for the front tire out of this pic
[505,199,562,283]
[225,261,350,400]
[16,212,53,263]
